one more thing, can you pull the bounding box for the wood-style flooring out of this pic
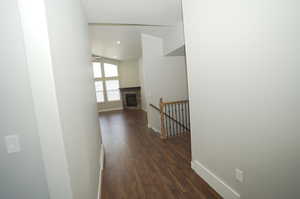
[99,109,222,199]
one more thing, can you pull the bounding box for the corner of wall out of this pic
[18,0,74,198]
[147,123,161,135]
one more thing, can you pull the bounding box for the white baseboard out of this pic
[98,107,123,113]
[97,144,105,199]
[191,160,240,199]
[100,144,104,172]
[147,124,161,134]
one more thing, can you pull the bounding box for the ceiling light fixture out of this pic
[116,41,121,45]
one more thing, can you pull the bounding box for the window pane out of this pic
[107,90,120,101]
[93,62,102,78]
[105,80,119,90]
[96,91,104,103]
[104,63,118,77]
[95,81,103,91]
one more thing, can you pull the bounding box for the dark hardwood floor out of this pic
[99,109,222,199]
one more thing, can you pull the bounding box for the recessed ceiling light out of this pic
[116,41,121,45]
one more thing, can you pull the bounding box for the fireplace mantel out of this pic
[119,86,141,91]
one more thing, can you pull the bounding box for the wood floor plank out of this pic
[100,110,222,199]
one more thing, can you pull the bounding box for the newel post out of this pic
[160,98,167,139]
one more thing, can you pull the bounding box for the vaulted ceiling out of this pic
[83,0,183,60]
[89,25,172,60]
[84,0,182,26]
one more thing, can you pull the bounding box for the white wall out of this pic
[182,0,300,198]
[119,59,140,88]
[15,0,102,199]
[0,1,49,198]
[163,21,185,56]
[141,34,188,132]
[43,0,102,199]
[138,57,148,112]
[18,0,75,198]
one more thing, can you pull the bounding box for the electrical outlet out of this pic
[235,168,244,183]
[5,135,21,154]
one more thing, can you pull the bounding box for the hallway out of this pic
[99,110,222,199]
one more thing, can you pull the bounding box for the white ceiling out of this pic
[84,0,182,25]
[85,0,183,60]
[89,25,171,60]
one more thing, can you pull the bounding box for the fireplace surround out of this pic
[119,87,141,109]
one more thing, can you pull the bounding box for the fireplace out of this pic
[119,87,141,109]
[125,94,138,107]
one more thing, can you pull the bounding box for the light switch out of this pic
[235,168,244,183]
[5,135,21,154]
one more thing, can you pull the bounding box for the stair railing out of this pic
[150,98,190,139]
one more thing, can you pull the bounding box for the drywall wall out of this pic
[18,0,75,198]
[4,0,102,199]
[163,21,185,56]
[182,0,300,198]
[119,59,140,88]
[0,1,50,199]
[138,57,148,112]
[141,34,188,132]
[43,0,102,199]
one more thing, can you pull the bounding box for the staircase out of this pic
[150,98,190,139]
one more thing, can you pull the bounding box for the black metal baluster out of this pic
[182,103,185,134]
[183,103,185,134]
[168,104,171,137]
[175,104,178,136]
[183,103,186,133]
[172,104,175,137]
[187,102,190,130]
[178,104,182,135]
[170,104,172,137]
[179,103,182,136]
[177,104,179,136]
[184,103,187,133]
[166,105,168,137]
[173,104,176,136]
[187,102,189,132]
[164,106,167,138]
[171,104,175,137]
[178,104,181,136]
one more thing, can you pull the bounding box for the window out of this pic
[95,81,104,103]
[93,62,102,78]
[106,80,120,101]
[104,63,118,77]
[92,61,120,103]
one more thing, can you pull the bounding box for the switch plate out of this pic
[235,168,244,183]
[5,135,21,154]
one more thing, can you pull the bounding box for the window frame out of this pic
[94,80,105,103]
[93,60,121,103]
